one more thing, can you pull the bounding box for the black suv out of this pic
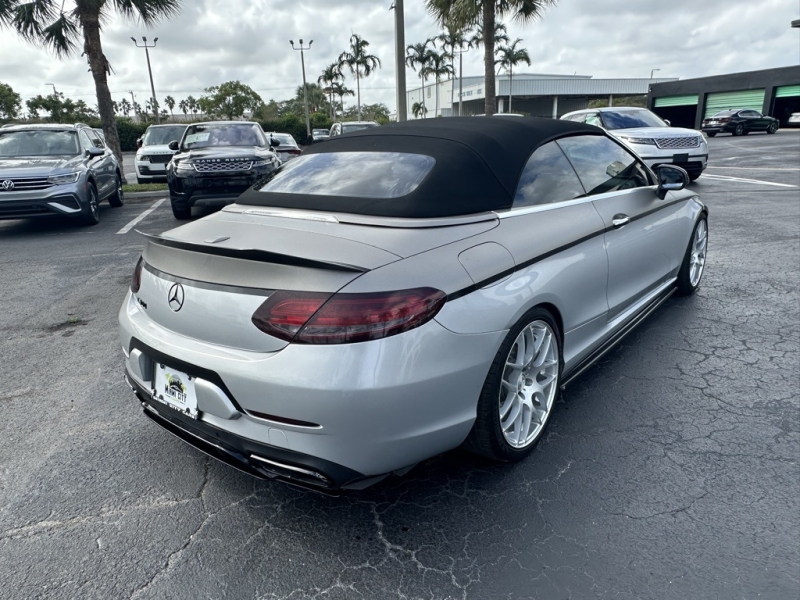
[166,121,280,219]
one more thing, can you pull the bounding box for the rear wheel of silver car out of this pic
[108,174,124,207]
[677,217,708,296]
[465,308,562,462]
[767,122,778,134]
[82,184,100,226]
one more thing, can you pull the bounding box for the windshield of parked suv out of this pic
[342,123,379,134]
[0,130,80,156]
[182,124,265,150]
[256,152,435,199]
[601,110,668,130]
[143,125,186,146]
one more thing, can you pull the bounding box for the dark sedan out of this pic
[702,109,780,137]
[166,122,281,220]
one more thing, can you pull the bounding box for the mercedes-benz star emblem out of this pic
[167,283,185,312]
[1,180,14,191]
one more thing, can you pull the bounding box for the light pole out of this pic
[131,36,160,124]
[44,83,58,96]
[391,1,407,121]
[290,39,313,139]
[650,68,660,79]
[452,45,468,116]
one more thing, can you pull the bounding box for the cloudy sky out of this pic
[2,0,798,114]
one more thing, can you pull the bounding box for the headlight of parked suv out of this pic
[175,161,195,173]
[617,136,655,145]
[47,172,80,185]
[136,153,148,162]
[252,159,272,168]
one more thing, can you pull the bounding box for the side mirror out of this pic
[168,140,180,151]
[136,138,143,149]
[664,119,671,127]
[269,137,281,148]
[86,146,104,158]
[655,164,688,199]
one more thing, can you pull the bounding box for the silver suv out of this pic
[0,123,124,225]
[561,107,708,181]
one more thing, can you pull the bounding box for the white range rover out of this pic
[134,124,187,183]
[561,107,708,181]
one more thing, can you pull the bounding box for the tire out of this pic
[79,184,100,226]
[767,122,778,134]
[464,307,562,462]
[706,132,716,137]
[108,174,124,207]
[733,124,745,136]
[676,217,708,296]
[689,173,701,182]
[171,201,191,220]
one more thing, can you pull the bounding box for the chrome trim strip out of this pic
[494,186,659,220]
[243,208,339,223]
[250,454,330,482]
[47,201,82,214]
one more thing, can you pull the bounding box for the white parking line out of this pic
[116,199,166,234]
[706,166,800,171]
[701,174,797,188]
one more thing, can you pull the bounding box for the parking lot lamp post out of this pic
[290,39,313,140]
[45,83,58,96]
[392,0,407,121]
[131,36,160,124]
[650,68,660,79]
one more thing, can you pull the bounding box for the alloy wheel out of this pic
[498,320,559,449]
[689,219,708,286]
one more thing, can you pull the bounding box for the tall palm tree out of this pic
[337,34,381,121]
[496,38,530,113]
[318,63,343,120]
[469,20,510,51]
[428,50,454,116]
[412,101,428,119]
[164,95,175,120]
[405,39,435,118]
[119,97,132,118]
[426,0,557,115]
[178,98,188,117]
[0,0,182,177]
[436,23,470,116]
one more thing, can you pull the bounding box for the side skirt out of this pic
[561,284,677,389]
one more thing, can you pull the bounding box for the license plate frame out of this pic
[152,363,199,419]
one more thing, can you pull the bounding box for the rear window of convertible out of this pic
[256,152,435,199]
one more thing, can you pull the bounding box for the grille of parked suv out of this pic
[654,136,701,150]
[193,160,253,173]
[146,154,173,164]
[0,177,53,191]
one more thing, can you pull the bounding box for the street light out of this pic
[391,1,407,121]
[44,83,59,96]
[290,39,313,139]
[131,36,160,124]
[650,68,661,79]
[452,45,469,117]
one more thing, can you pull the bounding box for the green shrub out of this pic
[115,119,148,151]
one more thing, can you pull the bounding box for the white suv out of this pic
[561,107,708,181]
[134,124,187,183]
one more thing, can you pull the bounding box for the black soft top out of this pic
[238,117,603,218]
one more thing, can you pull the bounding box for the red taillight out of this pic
[720,118,731,123]
[251,288,446,344]
[288,149,302,155]
[131,257,144,293]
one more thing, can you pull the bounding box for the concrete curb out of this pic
[124,191,169,203]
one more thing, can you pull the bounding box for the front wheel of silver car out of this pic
[81,184,100,226]
[676,217,708,296]
[465,308,562,462]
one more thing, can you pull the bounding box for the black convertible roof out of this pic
[238,117,603,218]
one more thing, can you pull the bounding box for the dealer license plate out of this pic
[152,364,199,419]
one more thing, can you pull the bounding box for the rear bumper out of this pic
[119,290,504,485]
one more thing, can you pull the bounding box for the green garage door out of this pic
[775,85,800,98]
[704,89,765,118]
[654,94,699,108]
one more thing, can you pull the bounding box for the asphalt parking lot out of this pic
[0,131,797,600]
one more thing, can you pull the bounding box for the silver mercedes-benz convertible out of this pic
[119,117,708,491]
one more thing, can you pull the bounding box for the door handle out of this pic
[611,214,630,229]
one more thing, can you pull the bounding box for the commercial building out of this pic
[405,73,676,119]
[648,66,800,129]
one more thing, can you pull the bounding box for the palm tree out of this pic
[186,95,198,116]
[330,83,354,118]
[496,38,530,113]
[164,95,175,120]
[119,97,132,117]
[469,20,510,51]
[428,51,454,116]
[406,39,435,118]
[178,98,188,118]
[0,0,182,177]
[436,23,470,116]
[426,0,557,115]
[337,34,381,121]
[318,63,343,120]
[412,101,428,119]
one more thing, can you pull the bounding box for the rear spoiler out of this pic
[137,231,367,273]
